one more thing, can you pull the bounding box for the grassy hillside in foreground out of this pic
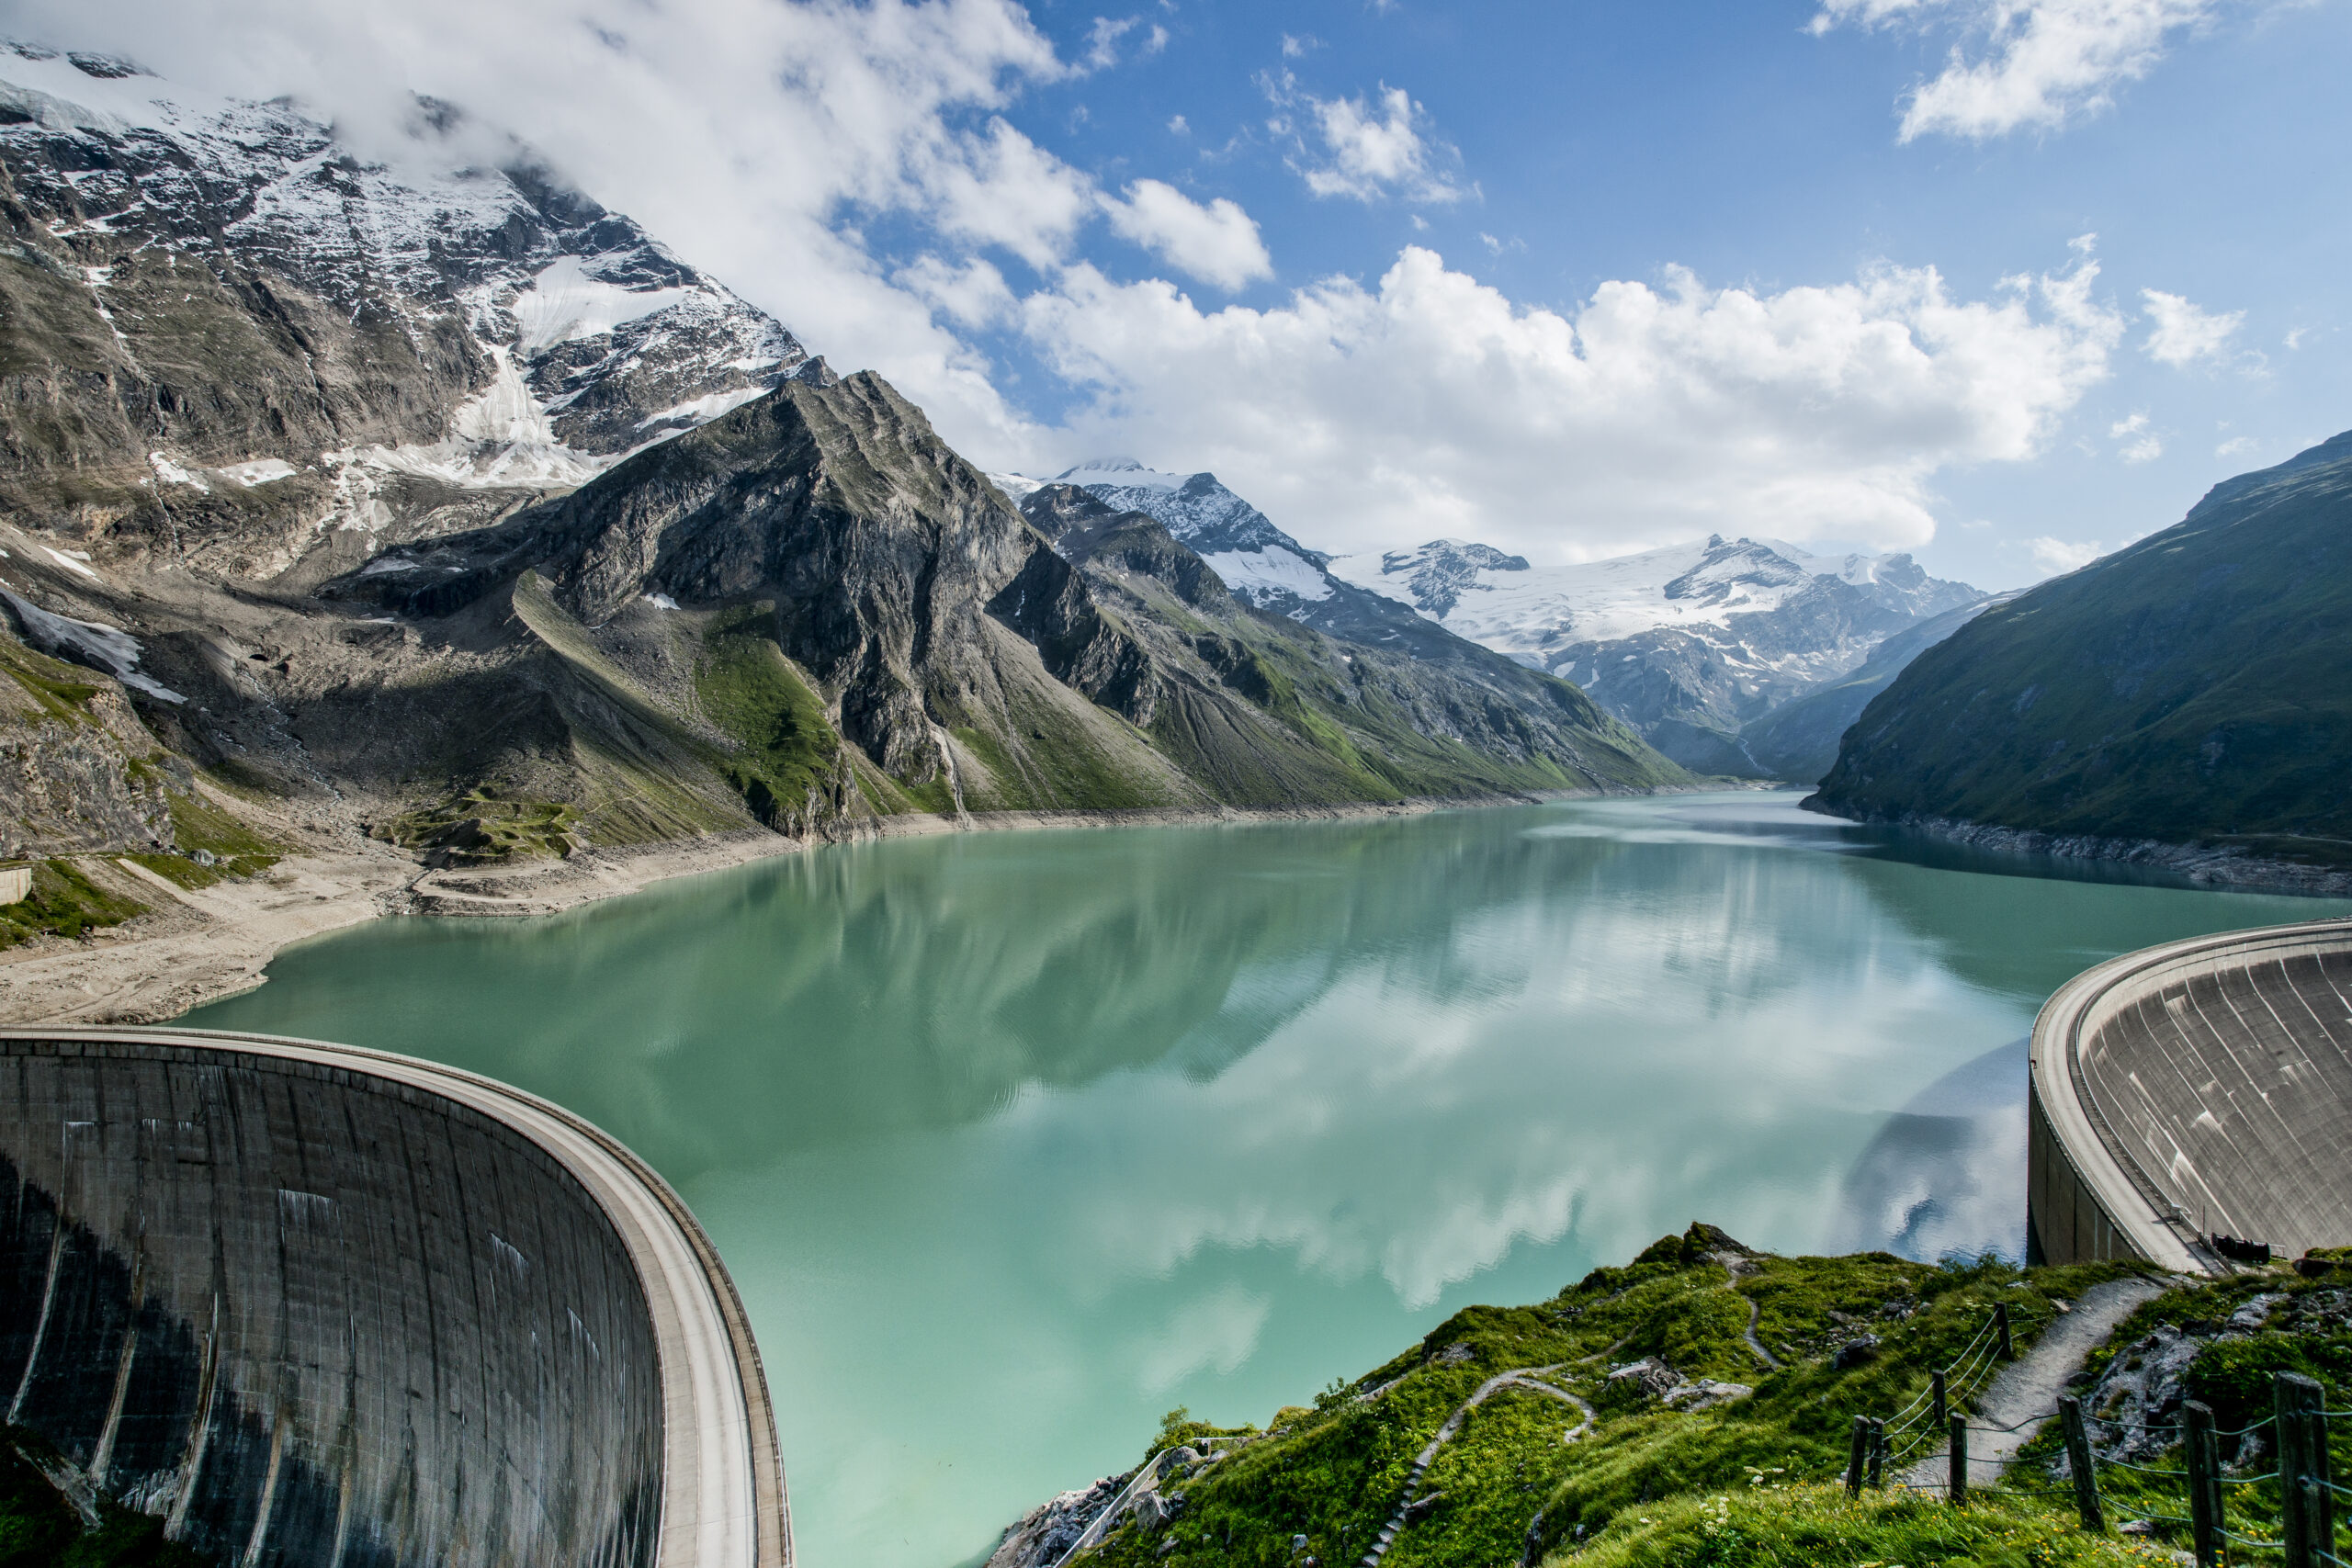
[1037,1225,2352,1568]
[1808,431,2352,862]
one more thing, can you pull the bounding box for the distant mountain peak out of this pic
[1054,458,1182,489]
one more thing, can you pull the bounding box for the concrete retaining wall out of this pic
[2027,919,2352,1270]
[0,1029,789,1568]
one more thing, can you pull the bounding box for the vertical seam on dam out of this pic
[0,1027,790,1568]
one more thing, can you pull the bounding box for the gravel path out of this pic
[1358,1365,1592,1568]
[1901,1276,2171,1494]
[1727,1260,1782,1371]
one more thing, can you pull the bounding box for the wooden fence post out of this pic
[1949,1414,1969,1505]
[1932,1368,1948,1430]
[2278,1371,2332,1568]
[1847,1416,1870,1496]
[1996,1302,2014,1360]
[2183,1400,2222,1568]
[2059,1395,2104,1533]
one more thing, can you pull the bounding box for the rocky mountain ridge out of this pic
[0,45,812,576]
[1032,454,1987,781]
[1331,533,1985,773]
[0,51,1685,942]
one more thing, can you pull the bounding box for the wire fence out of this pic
[1847,1350,2345,1568]
[1827,1294,2347,1568]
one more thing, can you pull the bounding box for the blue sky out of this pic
[22,0,2352,587]
[970,0,2352,586]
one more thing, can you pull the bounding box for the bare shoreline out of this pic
[0,790,1600,1030]
[1801,800,2352,898]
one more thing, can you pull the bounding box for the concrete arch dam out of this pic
[0,1027,790,1568]
[2030,918,2352,1271]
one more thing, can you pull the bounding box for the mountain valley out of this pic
[1014,460,1990,781]
[1332,534,1986,775]
[0,49,1684,991]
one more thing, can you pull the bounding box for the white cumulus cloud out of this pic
[1083,15,1167,71]
[1264,73,1467,204]
[2140,288,2244,365]
[1020,246,2122,560]
[1100,179,1273,290]
[896,254,1016,329]
[1815,0,2225,141]
[30,0,2135,565]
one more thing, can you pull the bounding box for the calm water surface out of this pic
[182,794,2351,1567]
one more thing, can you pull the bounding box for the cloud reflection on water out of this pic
[181,794,2348,1568]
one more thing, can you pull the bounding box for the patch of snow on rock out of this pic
[1201,547,1333,603]
[0,587,183,701]
[633,384,770,431]
[504,256,695,354]
[216,457,296,487]
[147,452,208,491]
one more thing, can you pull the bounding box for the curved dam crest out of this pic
[0,1028,789,1568]
[2030,918,2352,1270]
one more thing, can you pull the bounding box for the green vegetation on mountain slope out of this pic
[1810,431,2352,862]
[1054,1226,2167,1568]
[1022,484,1682,809]
[1742,597,2002,786]
[315,381,1684,847]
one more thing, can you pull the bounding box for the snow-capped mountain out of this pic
[1048,461,1337,607]
[1030,461,1984,776]
[1034,460,1504,663]
[0,45,819,547]
[1331,534,1984,773]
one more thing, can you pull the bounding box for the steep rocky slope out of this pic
[0,44,808,579]
[1808,432,2352,876]
[0,49,1684,950]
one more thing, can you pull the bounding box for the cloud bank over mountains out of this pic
[6,0,2266,574]
[1027,249,2124,559]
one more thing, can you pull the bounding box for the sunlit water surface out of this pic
[181,794,2349,1567]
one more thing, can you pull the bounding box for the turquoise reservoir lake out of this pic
[181,793,2347,1567]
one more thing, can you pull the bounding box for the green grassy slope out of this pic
[1048,1229,2229,1568]
[1810,431,2352,861]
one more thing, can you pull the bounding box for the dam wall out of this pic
[0,1028,789,1568]
[2027,919,2352,1271]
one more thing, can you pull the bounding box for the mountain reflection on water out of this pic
[183,794,2346,1568]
